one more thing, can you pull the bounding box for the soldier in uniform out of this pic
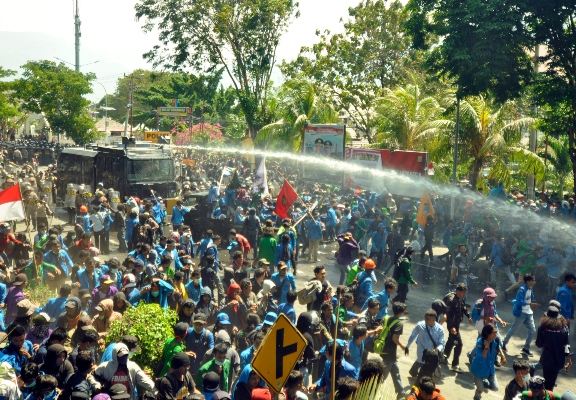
[23,188,39,231]
[12,148,22,165]
[36,195,53,230]
[96,182,108,197]
[2,178,15,190]
[313,138,324,154]
[21,147,29,163]
[323,140,333,156]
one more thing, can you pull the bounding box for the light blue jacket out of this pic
[306,219,323,240]
[185,280,203,303]
[43,249,73,276]
[171,206,190,225]
[470,337,498,378]
[512,284,534,317]
[131,280,174,309]
[270,272,296,304]
[36,297,68,330]
[75,268,103,291]
[406,321,445,364]
[361,289,390,319]
[556,284,574,320]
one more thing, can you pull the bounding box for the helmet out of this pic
[79,205,88,213]
[123,274,137,289]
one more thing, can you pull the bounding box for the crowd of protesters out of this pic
[0,150,574,400]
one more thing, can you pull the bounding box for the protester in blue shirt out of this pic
[347,325,367,378]
[277,290,297,324]
[196,231,214,259]
[36,284,72,330]
[0,325,34,375]
[356,259,377,310]
[74,257,102,292]
[370,223,388,269]
[271,263,296,304]
[131,278,174,309]
[239,331,264,372]
[308,341,356,395]
[305,215,323,263]
[556,273,576,320]
[185,269,203,303]
[186,313,215,375]
[471,323,500,400]
[361,279,397,319]
[502,274,538,355]
[171,200,190,231]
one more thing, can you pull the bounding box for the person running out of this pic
[502,274,539,356]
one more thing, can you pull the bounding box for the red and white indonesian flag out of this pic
[0,184,25,221]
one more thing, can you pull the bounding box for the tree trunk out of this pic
[470,157,484,190]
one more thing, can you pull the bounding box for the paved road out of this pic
[35,210,574,399]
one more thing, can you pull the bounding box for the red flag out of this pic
[275,179,298,219]
[0,184,25,221]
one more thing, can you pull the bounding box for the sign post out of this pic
[251,313,307,394]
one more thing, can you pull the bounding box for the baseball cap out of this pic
[264,312,277,326]
[212,391,232,400]
[65,300,78,309]
[122,335,141,352]
[99,275,114,284]
[277,263,288,270]
[217,313,231,325]
[116,345,130,358]
[122,274,137,289]
[259,259,270,265]
[134,259,145,268]
[13,273,28,286]
[109,384,130,399]
[33,312,55,325]
[483,287,497,298]
[194,314,207,323]
[95,304,104,312]
[171,352,190,369]
[203,371,220,392]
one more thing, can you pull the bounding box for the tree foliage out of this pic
[135,0,299,138]
[106,302,177,372]
[255,77,339,151]
[372,77,453,150]
[11,61,100,143]
[0,67,23,134]
[282,0,416,140]
[404,0,534,103]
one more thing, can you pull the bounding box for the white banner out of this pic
[252,157,269,194]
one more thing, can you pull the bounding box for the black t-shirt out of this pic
[382,317,403,362]
[157,371,196,400]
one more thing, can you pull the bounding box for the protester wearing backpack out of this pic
[373,302,408,400]
[355,259,377,311]
[441,283,473,372]
[306,266,330,312]
[361,279,397,320]
[393,247,418,303]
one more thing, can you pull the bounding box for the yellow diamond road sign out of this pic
[251,313,307,394]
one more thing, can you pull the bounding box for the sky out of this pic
[0,0,358,102]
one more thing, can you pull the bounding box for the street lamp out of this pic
[94,81,115,135]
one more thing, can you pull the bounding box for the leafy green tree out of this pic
[255,77,339,151]
[404,0,533,103]
[372,78,453,150]
[282,0,416,141]
[11,61,100,143]
[458,97,542,190]
[135,0,299,139]
[106,303,177,372]
[0,67,23,134]
[537,136,572,195]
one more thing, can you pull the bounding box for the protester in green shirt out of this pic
[158,322,188,377]
[22,250,58,288]
[195,343,232,392]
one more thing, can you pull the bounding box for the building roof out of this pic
[95,117,129,133]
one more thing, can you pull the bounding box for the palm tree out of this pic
[372,78,453,150]
[458,96,545,190]
[538,136,572,195]
[255,77,339,151]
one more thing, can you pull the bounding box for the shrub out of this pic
[28,284,56,307]
[106,302,178,371]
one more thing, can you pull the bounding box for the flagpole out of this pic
[277,173,315,220]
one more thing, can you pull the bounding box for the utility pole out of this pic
[130,74,134,137]
[74,0,81,72]
[527,44,540,200]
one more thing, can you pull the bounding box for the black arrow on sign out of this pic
[276,328,298,379]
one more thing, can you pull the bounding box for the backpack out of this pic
[527,390,555,400]
[347,273,368,300]
[346,264,361,286]
[297,280,322,305]
[392,248,407,281]
[373,316,401,354]
[431,299,448,317]
[201,266,217,290]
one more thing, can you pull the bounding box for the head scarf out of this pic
[227,283,241,312]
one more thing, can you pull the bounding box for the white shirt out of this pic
[522,288,533,314]
[89,213,104,232]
